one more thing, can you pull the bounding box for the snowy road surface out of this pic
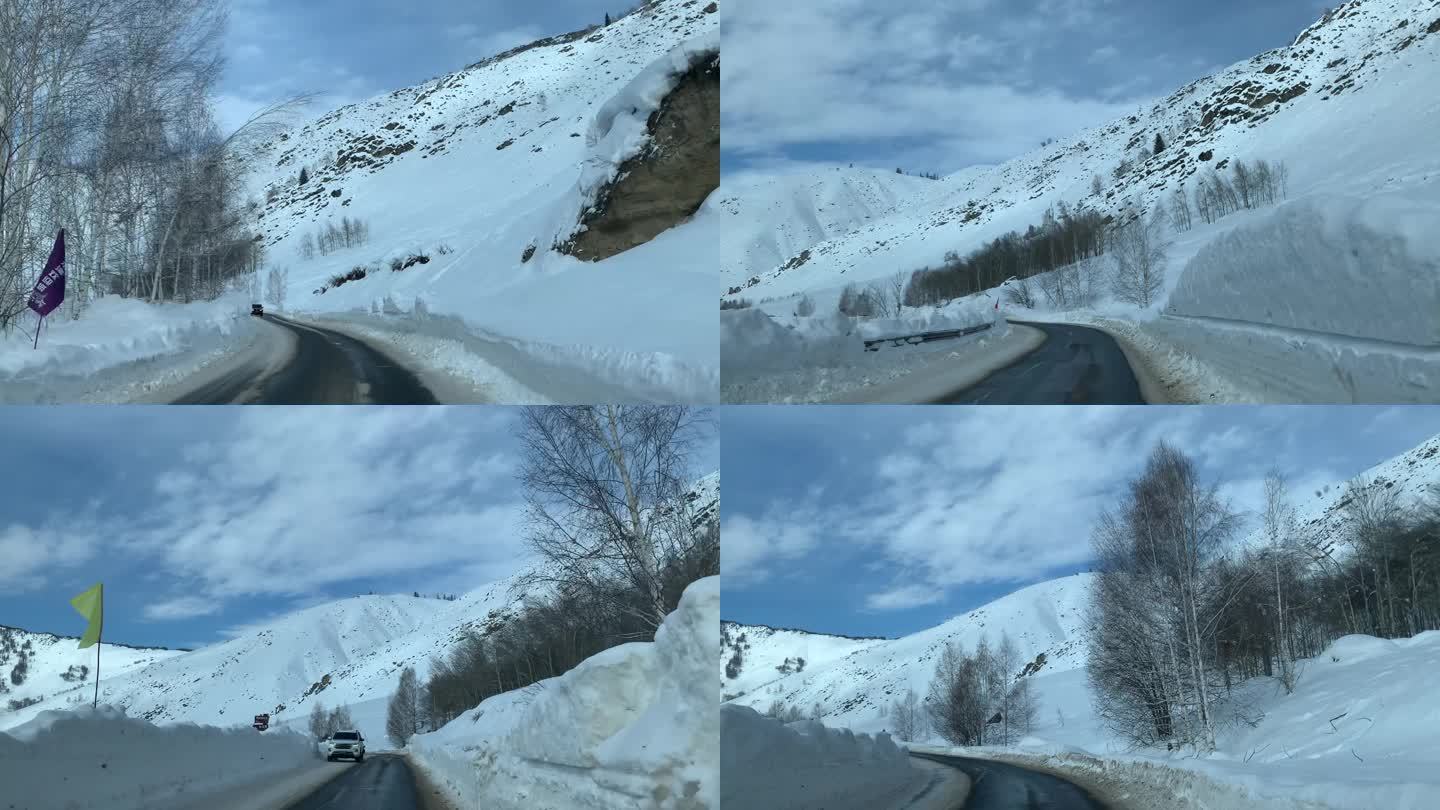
[932,322,1143,404]
[284,754,424,810]
[173,315,439,404]
[911,751,1108,810]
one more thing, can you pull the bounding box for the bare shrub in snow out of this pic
[889,687,924,741]
[838,283,878,317]
[1110,208,1168,307]
[1003,275,1037,308]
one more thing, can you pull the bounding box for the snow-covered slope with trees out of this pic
[725,575,1092,730]
[720,621,888,701]
[724,0,1439,299]
[0,472,721,752]
[252,0,721,401]
[723,434,1440,808]
[0,625,184,714]
[0,581,522,746]
[720,0,1440,403]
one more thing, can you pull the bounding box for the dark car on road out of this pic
[251,303,264,316]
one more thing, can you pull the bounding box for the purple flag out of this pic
[28,229,66,318]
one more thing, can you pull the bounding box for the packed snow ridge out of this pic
[720,704,930,810]
[720,0,1440,403]
[407,576,719,810]
[0,704,339,810]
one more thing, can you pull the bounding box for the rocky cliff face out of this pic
[561,50,720,261]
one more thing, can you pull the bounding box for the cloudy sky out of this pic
[721,0,1332,175]
[0,406,717,650]
[721,406,1440,639]
[215,0,623,132]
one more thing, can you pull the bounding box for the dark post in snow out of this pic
[27,229,67,349]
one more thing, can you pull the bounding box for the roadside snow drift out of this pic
[720,705,926,810]
[0,294,262,403]
[407,576,720,809]
[1168,192,1440,346]
[0,704,323,810]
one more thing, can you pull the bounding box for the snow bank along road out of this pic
[931,322,1143,405]
[281,754,428,810]
[910,751,1110,810]
[172,314,438,405]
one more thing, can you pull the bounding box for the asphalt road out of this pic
[173,315,438,405]
[283,754,422,810]
[931,321,1144,404]
[910,751,1108,810]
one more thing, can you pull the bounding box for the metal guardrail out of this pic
[862,320,994,351]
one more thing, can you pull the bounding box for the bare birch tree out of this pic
[517,405,710,629]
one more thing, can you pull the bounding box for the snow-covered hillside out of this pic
[720,0,1440,403]
[723,435,1440,808]
[252,0,720,401]
[0,625,184,713]
[0,472,721,751]
[0,581,521,745]
[725,575,1093,730]
[720,621,888,702]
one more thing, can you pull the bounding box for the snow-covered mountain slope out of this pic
[700,168,953,296]
[724,432,1440,733]
[721,0,1440,303]
[720,621,889,701]
[725,575,1094,730]
[0,472,720,747]
[0,626,184,712]
[252,0,720,399]
[0,581,522,744]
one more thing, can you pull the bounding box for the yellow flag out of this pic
[70,583,103,649]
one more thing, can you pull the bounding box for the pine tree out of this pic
[1153,133,1165,153]
[604,12,611,24]
[298,167,309,186]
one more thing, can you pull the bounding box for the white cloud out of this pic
[0,523,99,595]
[114,408,531,604]
[721,511,822,586]
[723,0,1146,168]
[1089,45,1120,63]
[452,25,544,61]
[722,408,1320,607]
[865,584,945,611]
[144,596,223,621]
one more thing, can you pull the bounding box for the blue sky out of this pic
[216,0,626,132]
[720,406,1440,639]
[0,406,719,651]
[721,0,1333,175]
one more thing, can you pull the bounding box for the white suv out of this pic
[323,730,366,762]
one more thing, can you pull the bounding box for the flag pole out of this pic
[33,314,42,350]
[94,584,102,709]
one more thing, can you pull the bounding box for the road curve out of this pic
[930,321,1144,405]
[173,314,438,405]
[910,751,1108,810]
[282,754,423,810]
